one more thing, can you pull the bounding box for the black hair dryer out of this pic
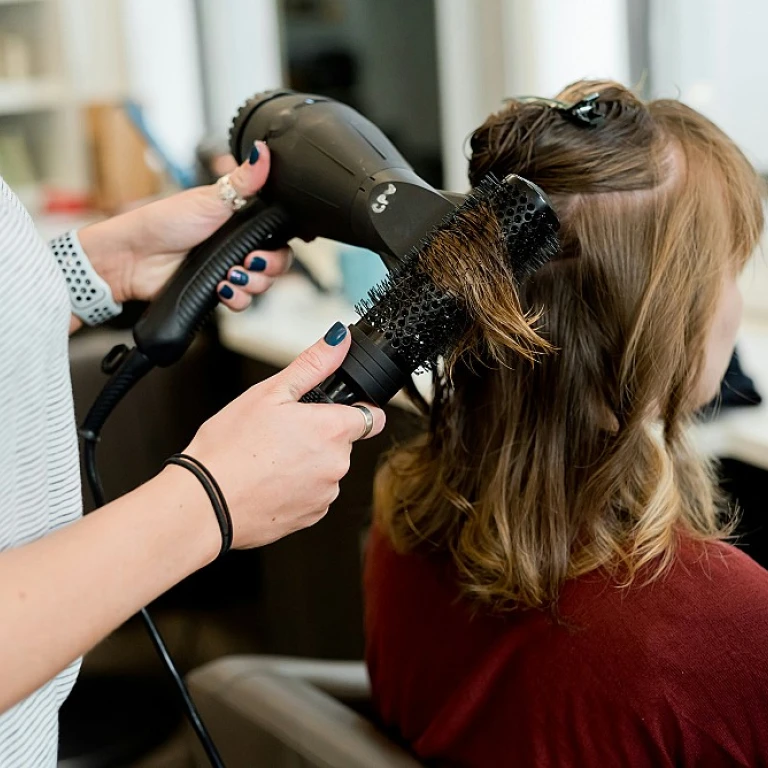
[83,90,462,437]
[132,90,460,369]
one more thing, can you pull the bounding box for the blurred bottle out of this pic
[338,244,389,306]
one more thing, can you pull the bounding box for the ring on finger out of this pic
[216,173,248,211]
[352,404,375,441]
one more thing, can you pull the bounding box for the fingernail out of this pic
[324,321,347,346]
[248,142,260,165]
[230,269,249,286]
[219,285,234,300]
[248,256,267,272]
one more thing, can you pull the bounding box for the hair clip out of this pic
[513,92,607,128]
[554,93,606,128]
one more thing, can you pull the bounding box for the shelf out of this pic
[0,78,65,114]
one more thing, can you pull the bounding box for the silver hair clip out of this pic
[515,92,607,128]
[554,93,606,128]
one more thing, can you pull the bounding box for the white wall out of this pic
[196,0,283,142]
[59,0,128,103]
[435,0,507,192]
[120,0,205,173]
[435,0,631,191]
[501,0,630,97]
[650,0,768,173]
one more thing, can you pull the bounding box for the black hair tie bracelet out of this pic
[163,453,233,557]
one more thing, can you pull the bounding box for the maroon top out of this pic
[364,526,768,767]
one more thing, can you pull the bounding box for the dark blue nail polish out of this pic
[248,255,267,271]
[219,285,234,300]
[230,269,249,286]
[324,321,347,346]
[248,142,260,165]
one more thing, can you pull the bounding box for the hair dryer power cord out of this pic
[83,433,226,768]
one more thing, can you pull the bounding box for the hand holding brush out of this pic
[301,174,560,407]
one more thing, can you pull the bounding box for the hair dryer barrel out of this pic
[229,90,456,261]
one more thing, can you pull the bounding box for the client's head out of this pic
[375,80,765,610]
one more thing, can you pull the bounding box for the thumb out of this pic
[270,322,352,402]
[227,140,271,199]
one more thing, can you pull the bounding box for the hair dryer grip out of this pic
[133,201,292,367]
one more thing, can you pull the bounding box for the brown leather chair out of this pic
[187,656,423,767]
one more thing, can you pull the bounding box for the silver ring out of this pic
[216,173,248,211]
[352,404,375,440]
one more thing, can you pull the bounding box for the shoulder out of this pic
[554,539,768,753]
[560,538,768,670]
[562,537,768,633]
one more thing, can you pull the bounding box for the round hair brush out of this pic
[301,173,560,406]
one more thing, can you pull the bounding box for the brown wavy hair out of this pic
[374,80,765,610]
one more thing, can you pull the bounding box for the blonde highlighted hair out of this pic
[375,81,765,610]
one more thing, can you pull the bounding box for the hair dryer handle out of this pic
[133,200,292,367]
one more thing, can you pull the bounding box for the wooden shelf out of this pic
[0,78,65,114]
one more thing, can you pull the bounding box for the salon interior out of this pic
[2,0,767,765]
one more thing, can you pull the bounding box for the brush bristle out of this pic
[357,173,561,371]
[357,258,468,372]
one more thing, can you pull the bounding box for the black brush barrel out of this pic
[301,270,467,407]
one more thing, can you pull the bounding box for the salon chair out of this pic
[186,656,423,767]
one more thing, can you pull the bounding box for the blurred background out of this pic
[1,0,766,765]
[7,0,768,311]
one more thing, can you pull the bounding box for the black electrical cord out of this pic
[83,434,226,768]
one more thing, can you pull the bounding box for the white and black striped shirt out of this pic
[0,177,83,766]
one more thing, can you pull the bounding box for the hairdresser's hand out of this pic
[77,140,291,314]
[173,323,386,550]
[0,324,382,714]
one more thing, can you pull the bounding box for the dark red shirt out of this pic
[364,527,768,767]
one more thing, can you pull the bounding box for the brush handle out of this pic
[300,325,410,406]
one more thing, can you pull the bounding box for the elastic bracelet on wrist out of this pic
[163,453,233,557]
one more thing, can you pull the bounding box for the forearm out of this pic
[0,466,218,714]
